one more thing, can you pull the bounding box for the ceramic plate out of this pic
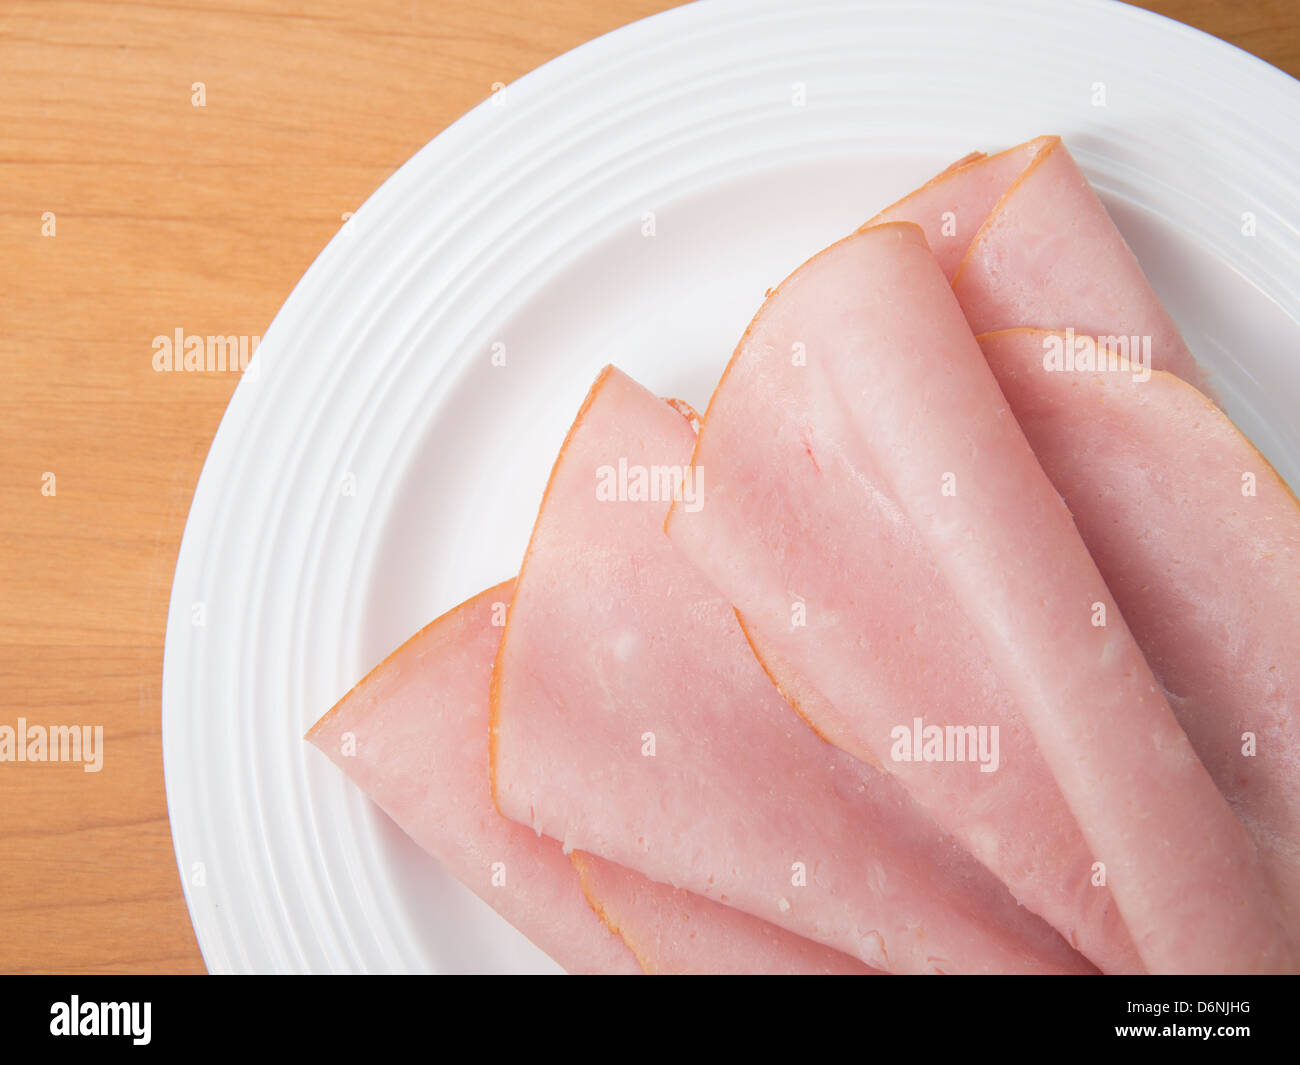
[162,0,1300,972]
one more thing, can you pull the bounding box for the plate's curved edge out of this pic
[1093,0,1300,100]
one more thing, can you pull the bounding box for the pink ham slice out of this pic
[307,580,877,975]
[869,135,1206,390]
[666,222,1138,973]
[307,581,637,975]
[668,221,1291,973]
[490,365,1091,975]
[978,327,1300,925]
[571,852,875,975]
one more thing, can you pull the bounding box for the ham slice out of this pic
[490,365,1091,975]
[571,852,875,975]
[308,580,880,975]
[978,327,1300,924]
[666,222,1137,972]
[668,222,1291,973]
[307,581,637,974]
[870,135,1206,390]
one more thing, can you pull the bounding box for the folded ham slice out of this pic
[307,581,637,974]
[307,580,877,975]
[666,223,1137,972]
[668,221,1293,972]
[572,852,875,975]
[491,365,1090,975]
[978,327,1300,926]
[870,135,1206,390]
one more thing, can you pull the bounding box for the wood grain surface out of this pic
[1,0,1296,975]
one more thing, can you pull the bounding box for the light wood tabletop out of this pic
[2,0,1296,975]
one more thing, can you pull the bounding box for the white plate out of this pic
[162,0,1300,973]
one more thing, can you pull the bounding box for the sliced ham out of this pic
[667,223,1138,972]
[308,580,883,975]
[870,135,1206,389]
[571,851,875,975]
[978,327,1300,924]
[668,221,1291,972]
[491,365,1091,975]
[307,581,638,974]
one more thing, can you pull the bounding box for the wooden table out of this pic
[2,0,1295,975]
